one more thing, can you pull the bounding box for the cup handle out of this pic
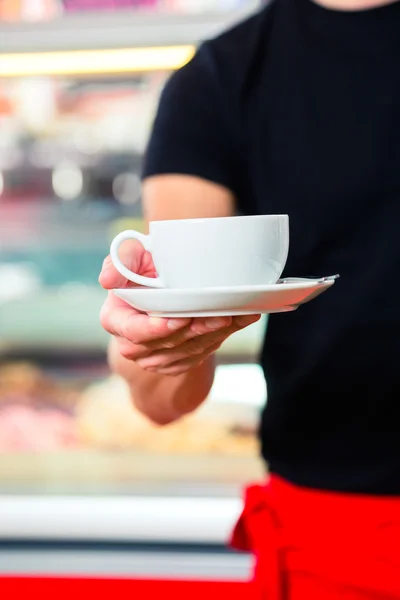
[110,230,164,288]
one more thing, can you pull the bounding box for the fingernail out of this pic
[148,317,165,330]
[98,270,107,283]
[167,319,187,331]
[101,256,112,271]
[99,265,111,281]
[205,317,229,330]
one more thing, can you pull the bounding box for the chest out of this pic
[242,45,400,273]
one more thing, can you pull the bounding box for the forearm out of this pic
[108,337,215,425]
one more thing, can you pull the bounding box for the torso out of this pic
[145,0,400,493]
[242,0,400,493]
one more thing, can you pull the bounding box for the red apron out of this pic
[231,475,400,600]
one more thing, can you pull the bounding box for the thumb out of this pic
[99,255,129,289]
[99,239,155,290]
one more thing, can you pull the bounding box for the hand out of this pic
[99,240,261,376]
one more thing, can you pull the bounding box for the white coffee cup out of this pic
[110,214,289,289]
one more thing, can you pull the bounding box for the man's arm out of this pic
[105,174,237,424]
[108,337,216,425]
[100,44,256,425]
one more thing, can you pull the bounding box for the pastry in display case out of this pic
[76,374,260,455]
[0,359,265,490]
[0,362,78,452]
[0,361,262,455]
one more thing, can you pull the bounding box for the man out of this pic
[99,0,400,597]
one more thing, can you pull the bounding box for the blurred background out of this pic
[0,0,267,587]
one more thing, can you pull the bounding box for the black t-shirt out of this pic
[143,0,400,495]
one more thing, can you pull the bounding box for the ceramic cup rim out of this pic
[149,214,289,227]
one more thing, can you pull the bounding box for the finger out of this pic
[188,316,233,335]
[99,240,156,290]
[113,336,152,361]
[117,319,226,364]
[136,322,240,370]
[100,294,191,343]
[174,316,259,355]
[189,314,261,335]
[141,315,231,352]
[148,343,222,376]
[117,314,234,364]
[135,338,205,369]
[99,255,130,290]
[144,313,258,349]
[232,314,262,328]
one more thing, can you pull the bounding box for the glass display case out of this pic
[0,0,254,22]
[0,0,265,558]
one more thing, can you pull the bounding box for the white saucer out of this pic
[113,278,336,317]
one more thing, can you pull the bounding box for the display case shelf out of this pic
[0,7,258,53]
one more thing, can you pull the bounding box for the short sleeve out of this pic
[142,44,240,196]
